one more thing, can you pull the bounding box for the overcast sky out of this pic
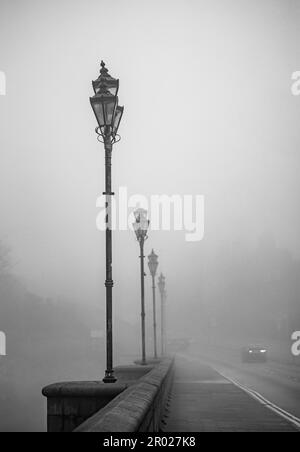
[0,0,300,324]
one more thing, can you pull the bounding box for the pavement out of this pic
[164,356,298,432]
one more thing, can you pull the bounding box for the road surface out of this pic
[186,342,300,420]
[164,355,298,432]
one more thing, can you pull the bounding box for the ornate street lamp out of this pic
[133,208,150,365]
[158,273,166,356]
[90,61,124,384]
[148,250,159,359]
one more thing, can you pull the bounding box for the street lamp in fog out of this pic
[133,208,150,365]
[158,273,166,356]
[148,250,159,359]
[90,61,124,383]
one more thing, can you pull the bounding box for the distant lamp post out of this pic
[133,208,150,365]
[158,273,166,356]
[90,61,124,384]
[148,250,159,359]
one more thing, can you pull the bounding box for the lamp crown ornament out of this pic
[93,60,119,96]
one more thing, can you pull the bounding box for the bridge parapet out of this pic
[42,358,174,432]
[75,358,174,432]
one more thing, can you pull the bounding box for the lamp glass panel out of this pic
[91,100,104,127]
[113,106,123,135]
[104,98,116,126]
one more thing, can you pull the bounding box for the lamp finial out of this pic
[100,60,108,75]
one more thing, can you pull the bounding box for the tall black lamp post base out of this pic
[103,371,117,384]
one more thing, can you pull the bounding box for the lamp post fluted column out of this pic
[148,250,159,359]
[139,239,146,365]
[90,61,124,383]
[161,291,165,356]
[158,273,166,356]
[104,136,114,382]
[152,275,158,359]
[133,209,150,366]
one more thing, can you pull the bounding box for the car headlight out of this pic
[260,350,267,353]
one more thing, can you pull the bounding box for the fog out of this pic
[0,0,300,431]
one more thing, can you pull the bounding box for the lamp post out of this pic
[158,273,166,356]
[133,208,150,365]
[90,61,124,383]
[148,250,159,359]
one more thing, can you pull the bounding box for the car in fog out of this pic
[241,345,268,363]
